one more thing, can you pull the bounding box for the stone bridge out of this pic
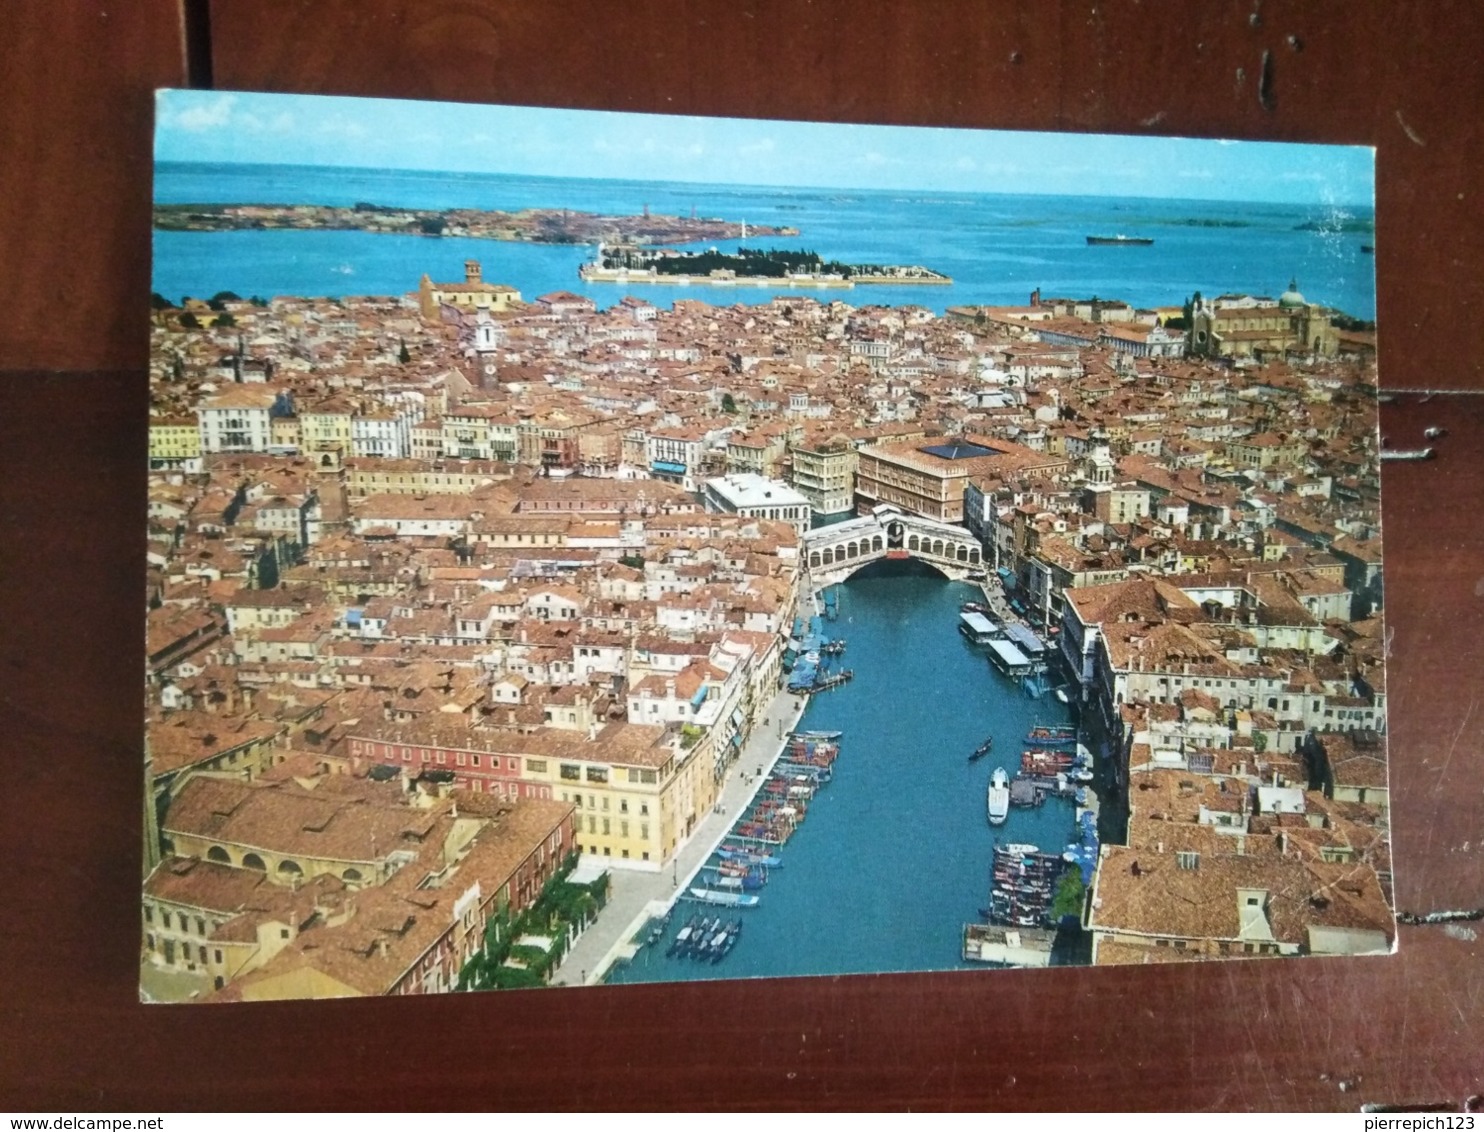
[803,506,985,588]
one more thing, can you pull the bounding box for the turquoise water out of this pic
[606,560,1076,984]
[153,163,1377,319]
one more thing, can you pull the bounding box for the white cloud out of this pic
[316,115,369,140]
[172,94,237,132]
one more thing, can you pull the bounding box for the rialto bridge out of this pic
[802,506,984,588]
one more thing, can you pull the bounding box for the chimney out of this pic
[465,260,482,284]
[376,937,389,958]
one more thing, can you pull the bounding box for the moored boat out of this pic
[968,735,994,762]
[987,767,1011,825]
[689,886,760,907]
[1026,724,1077,746]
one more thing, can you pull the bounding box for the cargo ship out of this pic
[1085,234,1154,246]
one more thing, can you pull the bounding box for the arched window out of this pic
[809,552,821,568]
[908,535,919,551]
[932,539,944,557]
[241,852,266,871]
[277,859,304,878]
[872,536,883,552]
[969,548,980,563]
[206,845,232,865]
[956,545,968,561]
[342,867,363,883]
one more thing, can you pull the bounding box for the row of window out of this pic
[566,792,649,816]
[143,905,208,936]
[577,815,649,840]
[575,844,648,860]
[379,744,657,787]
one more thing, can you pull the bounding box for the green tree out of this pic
[418,216,446,235]
[149,292,173,310]
[721,393,738,414]
[214,312,236,328]
[398,339,411,364]
[178,312,201,329]
[1051,869,1086,921]
[208,290,241,309]
[1253,730,1269,753]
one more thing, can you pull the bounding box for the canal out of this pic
[606,559,1078,984]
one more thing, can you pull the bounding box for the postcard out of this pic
[142,90,1388,1001]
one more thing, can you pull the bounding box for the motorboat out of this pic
[987,767,1011,825]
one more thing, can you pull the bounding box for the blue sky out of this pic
[156,90,1374,206]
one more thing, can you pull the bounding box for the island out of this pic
[152,202,798,246]
[579,244,952,287]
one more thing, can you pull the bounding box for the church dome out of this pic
[1278,278,1306,308]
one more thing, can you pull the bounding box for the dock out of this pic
[986,636,1033,677]
[958,610,1000,644]
[962,923,1056,967]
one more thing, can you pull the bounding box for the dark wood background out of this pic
[2,0,1480,1111]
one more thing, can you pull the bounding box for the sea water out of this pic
[606,560,1076,984]
[153,162,1377,319]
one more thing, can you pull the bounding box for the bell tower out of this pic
[473,314,501,386]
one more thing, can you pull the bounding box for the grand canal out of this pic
[606,559,1077,984]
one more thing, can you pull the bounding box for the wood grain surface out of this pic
[0,1,186,373]
[2,0,1483,1112]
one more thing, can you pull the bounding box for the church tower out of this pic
[473,314,501,387]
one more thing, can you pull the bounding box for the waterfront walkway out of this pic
[550,686,809,986]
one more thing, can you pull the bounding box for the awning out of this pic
[730,734,742,748]
[690,686,709,708]
[730,707,745,726]
[651,460,687,474]
[996,566,1016,586]
[345,608,363,625]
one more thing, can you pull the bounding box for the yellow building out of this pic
[270,414,302,452]
[299,399,354,466]
[342,458,507,497]
[418,260,521,320]
[856,435,1068,523]
[345,720,708,870]
[443,403,519,462]
[148,415,202,470]
[789,433,858,516]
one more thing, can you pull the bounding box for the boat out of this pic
[968,735,994,762]
[1054,687,1070,704]
[960,601,990,615]
[718,846,783,868]
[987,767,1011,826]
[1086,234,1153,246]
[1361,244,1375,254]
[666,914,703,958]
[689,886,760,908]
[1026,724,1077,746]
